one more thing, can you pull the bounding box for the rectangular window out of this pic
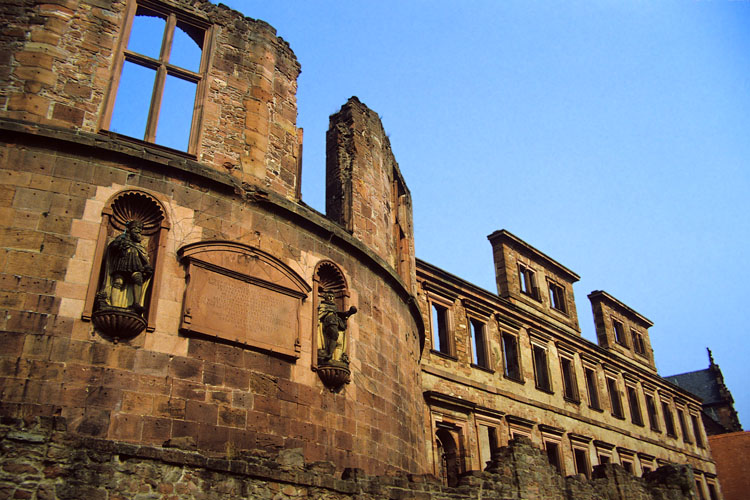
[677,408,691,443]
[107,3,209,152]
[518,264,538,299]
[560,356,579,402]
[627,385,643,426]
[646,393,660,431]
[545,441,562,473]
[574,448,590,478]
[696,480,706,500]
[691,414,705,448]
[477,424,498,470]
[532,344,552,392]
[584,367,601,410]
[548,282,567,313]
[607,377,624,418]
[598,454,610,465]
[502,333,522,380]
[470,318,489,368]
[631,329,646,355]
[642,465,652,476]
[431,303,452,355]
[663,402,677,437]
[622,460,633,474]
[612,318,626,345]
[707,483,719,500]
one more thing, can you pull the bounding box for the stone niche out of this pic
[178,241,311,358]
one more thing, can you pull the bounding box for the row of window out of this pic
[429,301,704,447]
[441,414,718,500]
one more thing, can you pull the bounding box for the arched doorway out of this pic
[436,428,460,487]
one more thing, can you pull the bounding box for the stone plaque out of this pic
[179,242,310,359]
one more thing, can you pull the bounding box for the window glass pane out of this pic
[170,21,203,72]
[110,61,156,140]
[127,8,167,59]
[155,74,197,151]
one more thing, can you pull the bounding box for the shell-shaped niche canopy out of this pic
[83,189,170,341]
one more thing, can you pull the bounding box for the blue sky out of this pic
[217,0,750,427]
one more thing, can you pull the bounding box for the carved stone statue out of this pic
[317,290,357,365]
[96,220,153,315]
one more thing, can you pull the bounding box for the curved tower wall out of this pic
[0,0,427,474]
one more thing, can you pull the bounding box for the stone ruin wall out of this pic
[0,417,702,500]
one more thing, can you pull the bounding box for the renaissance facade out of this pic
[0,0,721,498]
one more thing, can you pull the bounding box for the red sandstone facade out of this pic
[0,0,726,498]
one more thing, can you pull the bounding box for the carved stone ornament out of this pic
[83,190,169,341]
[313,261,356,390]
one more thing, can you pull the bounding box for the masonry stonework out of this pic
[0,0,724,499]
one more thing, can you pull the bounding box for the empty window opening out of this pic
[662,402,677,437]
[532,344,552,392]
[691,414,705,448]
[696,480,706,500]
[518,264,538,299]
[561,357,579,402]
[470,318,489,368]
[549,282,566,313]
[477,424,499,470]
[677,408,691,443]
[584,367,600,410]
[607,377,624,418]
[431,303,451,355]
[109,4,206,152]
[612,318,626,345]
[646,394,660,431]
[707,483,719,500]
[598,454,610,465]
[502,333,521,380]
[622,460,633,474]
[627,386,643,426]
[545,441,562,473]
[631,329,646,355]
[574,448,590,478]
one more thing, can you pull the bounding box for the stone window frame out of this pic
[581,358,602,411]
[464,303,492,371]
[569,434,592,479]
[474,415,502,470]
[517,262,540,301]
[690,409,706,448]
[557,346,580,403]
[644,390,661,432]
[694,472,708,500]
[660,393,678,438]
[630,328,647,356]
[594,440,614,466]
[675,402,692,444]
[611,316,628,346]
[637,452,655,476]
[623,377,644,427]
[530,334,553,394]
[617,447,637,475]
[547,278,567,314]
[499,327,524,383]
[428,294,456,359]
[82,189,170,333]
[705,476,720,500]
[431,413,469,486]
[505,414,535,444]
[540,424,565,475]
[604,371,625,419]
[101,0,215,155]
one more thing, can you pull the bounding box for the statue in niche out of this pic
[96,220,153,315]
[317,289,357,365]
